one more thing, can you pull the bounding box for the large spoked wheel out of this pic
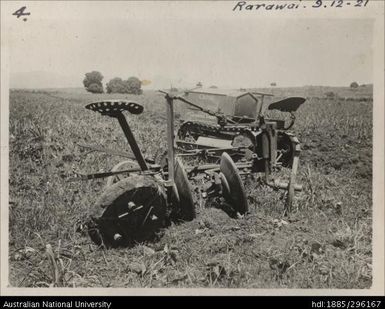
[220,152,249,215]
[88,175,168,248]
[106,159,139,187]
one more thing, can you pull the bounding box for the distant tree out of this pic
[209,85,218,89]
[271,82,277,87]
[106,76,143,94]
[325,91,336,99]
[350,82,359,89]
[106,77,129,94]
[126,77,142,95]
[83,71,104,93]
[196,82,203,87]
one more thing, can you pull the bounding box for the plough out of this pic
[73,89,305,248]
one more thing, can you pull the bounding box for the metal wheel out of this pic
[106,159,139,187]
[88,175,168,248]
[220,152,249,215]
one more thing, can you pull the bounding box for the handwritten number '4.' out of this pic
[12,6,30,18]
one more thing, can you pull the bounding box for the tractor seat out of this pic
[85,100,144,116]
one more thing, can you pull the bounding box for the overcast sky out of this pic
[3,1,374,88]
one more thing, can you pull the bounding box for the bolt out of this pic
[114,233,122,241]
[128,201,136,209]
[151,214,158,221]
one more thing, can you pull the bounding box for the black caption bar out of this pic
[0,296,384,309]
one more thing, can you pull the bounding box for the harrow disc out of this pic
[88,175,168,248]
[174,158,196,221]
[220,152,249,215]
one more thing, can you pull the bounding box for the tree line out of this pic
[83,71,142,95]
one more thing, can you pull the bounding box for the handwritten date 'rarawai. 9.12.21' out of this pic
[312,0,369,8]
[232,0,370,11]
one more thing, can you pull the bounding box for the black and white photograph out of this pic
[1,0,384,295]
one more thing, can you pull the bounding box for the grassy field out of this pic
[8,86,373,288]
